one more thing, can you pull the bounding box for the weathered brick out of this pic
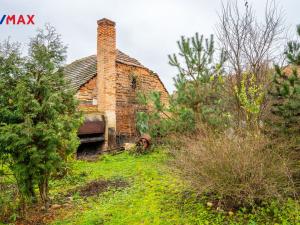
[73,18,169,147]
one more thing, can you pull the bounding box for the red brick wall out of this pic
[115,63,169,136]
[76,76,98,112]
[76,63,169,136]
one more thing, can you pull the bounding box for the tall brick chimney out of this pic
[97,18,117,148]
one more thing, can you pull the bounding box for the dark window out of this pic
[131,76,137,89]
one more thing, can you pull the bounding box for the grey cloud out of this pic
[0,0,299,92]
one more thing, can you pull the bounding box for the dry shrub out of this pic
[172,127,297,209]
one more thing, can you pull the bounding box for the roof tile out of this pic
[64,50,144,90]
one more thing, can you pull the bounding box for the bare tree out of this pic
[216,0,285,125]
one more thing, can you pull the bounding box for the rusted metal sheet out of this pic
[78,121,105,135]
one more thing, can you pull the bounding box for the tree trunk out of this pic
[39,175,49,211]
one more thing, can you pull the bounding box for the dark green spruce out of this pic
[0,25,82,210]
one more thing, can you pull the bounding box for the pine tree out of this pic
[269,25,300,144]
[0,25,82,209]
[136,34,228,140]
[168,33,228,128]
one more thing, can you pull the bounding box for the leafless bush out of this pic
[216,0,287,124]
[172,127,297,209]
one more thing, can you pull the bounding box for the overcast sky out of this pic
[1,0,299,92]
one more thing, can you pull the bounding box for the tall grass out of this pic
[172,127,297,209]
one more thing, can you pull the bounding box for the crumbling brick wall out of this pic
[76,62,169,137]
[76,76,98,112]
[70,18,169,148]
[115,62,169,137]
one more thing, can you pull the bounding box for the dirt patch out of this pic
[8,179,128,224]
[15,204,59,225]
[68,178,129,197]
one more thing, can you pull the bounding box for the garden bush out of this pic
[172,126,297,209]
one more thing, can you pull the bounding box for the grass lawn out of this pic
[50,148,226,225]
[1,147,299,224]
[49,148,299,225]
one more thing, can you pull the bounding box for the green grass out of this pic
[1,147,299,224]
[50,148,299,225]
[51,149,225,225]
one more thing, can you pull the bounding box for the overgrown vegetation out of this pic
[2,149,298,224]
[136,0,300,219]
[51,150,300,225]
[172,127,296,209]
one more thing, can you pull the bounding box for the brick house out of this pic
[64,18,168,150]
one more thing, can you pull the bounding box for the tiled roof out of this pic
[64,55,97,90]
[117,50,144,68]
[64,50,144,90]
